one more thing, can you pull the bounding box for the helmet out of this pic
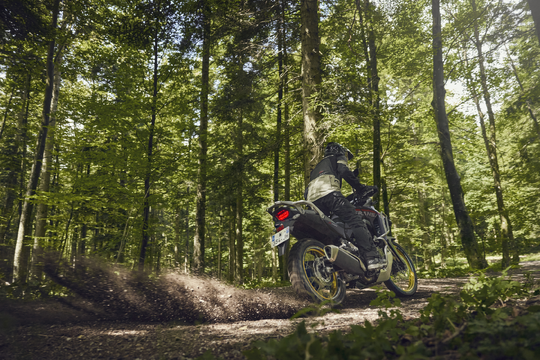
[324,142,354,160]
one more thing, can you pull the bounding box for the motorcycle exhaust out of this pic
[324,245,367,275]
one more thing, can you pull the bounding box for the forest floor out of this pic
[1,260,540,360]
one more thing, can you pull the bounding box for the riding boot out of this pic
[351,226,384,270]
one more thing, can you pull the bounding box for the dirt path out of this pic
[1,261,539,360]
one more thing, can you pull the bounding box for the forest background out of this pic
[0,0,539,293]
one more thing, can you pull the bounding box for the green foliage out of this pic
[460,270,528,316]
[290,300,341,319]
[418,264,472,279]
[0,278,66,300]
[0,0,539,297]
[235,272,540,360]
[370,286,403,321]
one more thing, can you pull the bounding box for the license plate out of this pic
[270,226,289,247]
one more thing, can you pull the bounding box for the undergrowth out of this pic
[200,269,540,359]
[418,260,520,279]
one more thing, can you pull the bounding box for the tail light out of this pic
[275,224,285,232]
[276,209,290,221]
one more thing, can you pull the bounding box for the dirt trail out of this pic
[1,261,539,360]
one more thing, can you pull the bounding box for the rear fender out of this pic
[277,240,289,256]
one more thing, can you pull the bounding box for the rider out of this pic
[304,142,384,270]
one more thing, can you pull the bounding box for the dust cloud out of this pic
[43,256,306,324]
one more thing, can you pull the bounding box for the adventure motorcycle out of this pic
[267,192,418,305]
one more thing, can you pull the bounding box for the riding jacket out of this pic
[305,154,365,202]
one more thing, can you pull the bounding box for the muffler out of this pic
[324,245,367,275]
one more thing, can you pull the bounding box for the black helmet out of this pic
[324,142,354,160]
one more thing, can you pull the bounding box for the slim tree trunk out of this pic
[431,0,486,269]
[13,0,60,283]
[301,0,322,186]
[274,12,283,205]
[228,207,235,282]
[364,0,382,209]
[235,109,244,285]
[174,208,181,267]
[283,0,291,203]
[282,0,291,279]
[139,30,159,273]
[275,3,288,281]
[193,4,210,274]
[0,89,13,142]
[0,76,29,245]
[418,182,432,270]
[184,187,190,273]
[526,0,540,46]
[218,210,223,279]
[469,0,516,264]
[506,47,540,140]
[32,51,62,279]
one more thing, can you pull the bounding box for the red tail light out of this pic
[276,209,289,221]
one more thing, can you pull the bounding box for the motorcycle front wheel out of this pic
[288,239,346,305]
[384,242,418,296]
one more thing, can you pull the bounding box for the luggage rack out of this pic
[267,200,327,219]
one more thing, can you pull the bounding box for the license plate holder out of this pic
[270,226,289,247]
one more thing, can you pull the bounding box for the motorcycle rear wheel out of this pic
[384,243,418,296]
[288,239,346,305]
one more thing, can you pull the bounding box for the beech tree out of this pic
[301,0,323,185]
[193,0,211,274]
[1,0,538,287]
[432,0,487,269]
[13,0,61,283]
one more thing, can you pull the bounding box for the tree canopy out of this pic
[0,0,539,287]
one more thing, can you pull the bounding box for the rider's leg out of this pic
[328,192,384,270]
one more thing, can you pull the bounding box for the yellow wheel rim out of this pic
[302,246,340,300]
[390,248,416,292]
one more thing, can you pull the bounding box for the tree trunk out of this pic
[139,30,160,273]
[193,4,211,274]
[235,108,244,285]
[0,89,13,141]
[0,75,29,246]
[228,207,235,282]
[283,0,290,203]
[13,0,60,283]
[218,210,223,279]
[282,0,291,279]
[274,9,283,205]
[364,0,382,209]
[272,247,278,283]
[173,208,181,267]
[526,0,540,46]
[417,183,432,270]
[301,0,322,186]
[32,51,62,280]
[506,47,540,140]
[431,0,486,269]
[469,0,516,265]
[184,187,190,274]
[275,3,289,281]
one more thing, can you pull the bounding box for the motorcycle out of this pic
[267,192,418,305]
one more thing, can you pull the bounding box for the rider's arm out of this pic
[336,159,365,192]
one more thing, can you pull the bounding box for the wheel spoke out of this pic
[302,246,340,300]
